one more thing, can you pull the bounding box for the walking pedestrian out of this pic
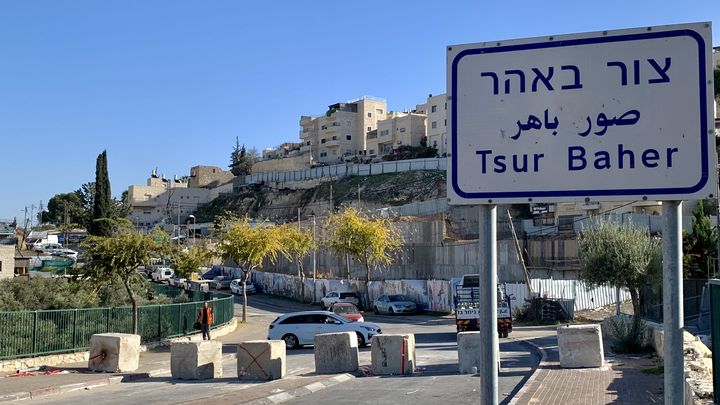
[197,301,214,340]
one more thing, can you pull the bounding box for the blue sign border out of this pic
[450,29,709,200]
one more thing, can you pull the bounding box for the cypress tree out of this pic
[91,150,113,236]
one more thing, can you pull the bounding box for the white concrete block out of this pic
[314,332,359,374]
[88,333,141,372]
[456,332,500,374]
[171,340,222,380]
[557,324,604,368]
[237,340,285,380]
[371,334,415,375]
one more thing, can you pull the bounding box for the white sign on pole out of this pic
[447,23,716,205]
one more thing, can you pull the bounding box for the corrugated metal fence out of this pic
[503,280,629,313]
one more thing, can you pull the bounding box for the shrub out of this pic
[607,316,652,354]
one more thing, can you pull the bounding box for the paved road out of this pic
[20,294,541,405]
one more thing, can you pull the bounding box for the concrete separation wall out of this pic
[253,270,629,315]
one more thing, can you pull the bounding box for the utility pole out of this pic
[312,215,317,303]
[329,184,333,214]
[298,207,301,230]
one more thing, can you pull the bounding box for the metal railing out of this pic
[0,286,234,360]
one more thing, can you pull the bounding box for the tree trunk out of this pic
[363,258,371,309]
[298,261,306,303]
[123,276,138,334]
[242,267,253,323]
[629,288,641,318]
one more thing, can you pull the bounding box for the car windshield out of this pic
[389,295,410,302]
[333,305,358,314]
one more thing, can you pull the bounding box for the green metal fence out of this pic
[0,287,235,360]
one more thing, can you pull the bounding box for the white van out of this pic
[151,267,175,282]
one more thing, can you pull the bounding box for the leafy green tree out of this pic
[216,217,284,322]
[46,193,86,225]
[91,151,113,236]
[81,230,171,333]
[279,224,314,302]
[324,208,403,307]
[578,218,661,317]
[173,246,211,279]
[683,200,718,278]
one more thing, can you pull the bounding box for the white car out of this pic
[151,267,175,282]
[320,291,361,310]
[230,279,256,295]
[267,311,381,349]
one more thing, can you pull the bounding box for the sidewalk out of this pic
[510,335,664,405]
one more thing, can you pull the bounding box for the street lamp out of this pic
[188,215,196,245]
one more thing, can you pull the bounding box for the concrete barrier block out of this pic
[456,332,500,374]
[314,332,359,374]
[88,333,141,372]
[557,324,604,368]
[171,340,222,380]
[237,340,285,380]
[371,334,415,375]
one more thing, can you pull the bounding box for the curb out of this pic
[242,373,355,405]
[506,339,548,405]
[0,353,237,403]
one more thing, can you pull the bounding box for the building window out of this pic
[376,108,383,114]
[369,149,376,155]
[431,105,437,113]
[367,112,372,118]
[332,136,337,140]
[306,141,311,146]
[399,128,406,133]
[431,121,437,129]
[321,125,327,130]
[380,129,389,136]
[433,141,438,148]
[346,135,352,140]
[321,138,326,144]
[367,126,371,132]
[558,215,575,231]
[320,152,327,157]
[444,102,447,110]
[444,119,447,126]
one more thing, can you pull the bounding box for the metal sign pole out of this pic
[709,280,720,404]
[478,204,498,404]
[662,200,684,404]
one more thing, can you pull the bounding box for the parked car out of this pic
[35,243,64,252]
[320,291,361,310]
[151,267,175,282]
[373,294,418,315]
[168,275,187,288]
[329,303,364,322]
[267,311,381,349]
[212,276,232,290]
[230,279,256,295]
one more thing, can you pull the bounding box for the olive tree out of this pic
[173,246,211,279]
[279,224,314,302]
[577,218,661,317]
[81,230,171,333]
[324,208,403,308]
[216,217,284,322]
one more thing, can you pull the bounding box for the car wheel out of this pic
[389,307,394,315]
[282,334,299,349]
[374,306,380,315]
[356,332,366,348]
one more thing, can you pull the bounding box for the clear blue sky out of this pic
[1,0,718,222]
